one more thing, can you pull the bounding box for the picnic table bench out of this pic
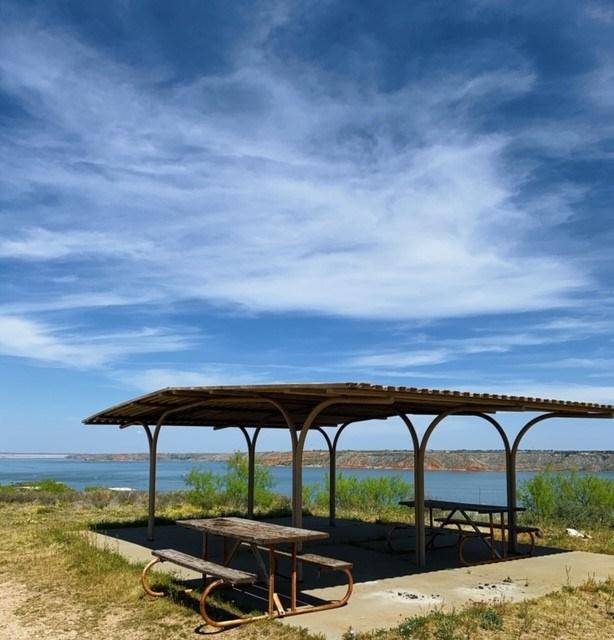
[388,500,537,565]
[141,517,353,628]
[432,517,539,564]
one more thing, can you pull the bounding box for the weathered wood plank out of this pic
[273,550,352,571]
[178,517,329,545]
[400,499,525,514]
[152,548,257,584]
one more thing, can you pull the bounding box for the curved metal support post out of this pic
[148,422,163,540]
[119,421,158,538]
[141,557,165,597]
[147,400,212,540]
[206,396,299,528]
[507,412,566,551]
[395,412,422,554]
[119,421,153,447]
[415,407,511,568]
[226,397,299,515]
[313,426,337,527]
[292,396,395,529]
[238,426,262,518]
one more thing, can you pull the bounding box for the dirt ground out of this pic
[0,580,153,640]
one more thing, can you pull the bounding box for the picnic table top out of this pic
[399,499,525,513]
[177,516,330,545]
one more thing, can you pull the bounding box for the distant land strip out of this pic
[64,450,614,472]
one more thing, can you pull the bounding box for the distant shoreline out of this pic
[0,453,69,459]
[2,450,613,472]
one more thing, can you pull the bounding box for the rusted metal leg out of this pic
[489,513,495,561]
[290,544,297,612]
[338,568,354,606]
[224,539,241,565]
[500,513,506,558]
[268,546,278,616]
[141,558,165,597]
[199,579,269,628]
[287,567,354,615]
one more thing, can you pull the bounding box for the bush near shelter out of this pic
[304,471,412,511]
[519,470,614,527]
[185,452,277,510]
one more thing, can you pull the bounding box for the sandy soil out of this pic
[0,580,150,640]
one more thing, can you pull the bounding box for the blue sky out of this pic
[1,0,614,453]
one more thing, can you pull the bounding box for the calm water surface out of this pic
[1,457,613,504]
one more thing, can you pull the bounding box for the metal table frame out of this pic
[178,517,351,623]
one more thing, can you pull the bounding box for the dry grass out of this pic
[0,502,321,640]
[0,498,613,639]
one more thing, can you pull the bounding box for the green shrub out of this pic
[34,479,72,493]
[304,472,412,511]
[223,451,276,509]
[519,471,614,527]
[184,468,221,509]
[185,452,276,510]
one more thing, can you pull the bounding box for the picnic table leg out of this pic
[488,513,495,561]
[290,543,297,612]
[202,532,209,587]
[460,510,502,561]
[250,543,269,581]
[223,539,242,566]
[267,546,284,617]
[500,513,506,558]
[428,508,458,550]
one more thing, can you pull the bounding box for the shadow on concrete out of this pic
[94,514,566,587]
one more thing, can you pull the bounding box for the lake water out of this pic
[2,456,613,504]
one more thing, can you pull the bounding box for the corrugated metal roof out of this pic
[83,382,614,428]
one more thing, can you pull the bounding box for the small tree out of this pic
[223,451,275,509]
[185,468,221,509]
[185,452,276,511]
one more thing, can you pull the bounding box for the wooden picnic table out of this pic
[177,517,352,621]
[392,500,529,564]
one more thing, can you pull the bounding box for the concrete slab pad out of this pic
[88,518,614,639]
[289,551,614,638]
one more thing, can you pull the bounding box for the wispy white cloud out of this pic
[346,325,595,371]
[0,292,162,315]
[0,227,154,260]
[0,15,593,321]
[0,315,193,368]
[350,349,453,368]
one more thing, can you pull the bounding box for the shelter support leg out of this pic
[291,432,304,530]
[329,446,336,527]
[414,448,426,568]
[147,425,161,541]
[145,399,208,541]
[314,426,336,527]
[238,427,261,519]
[507,451,518,554]
[247,444,255,518]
